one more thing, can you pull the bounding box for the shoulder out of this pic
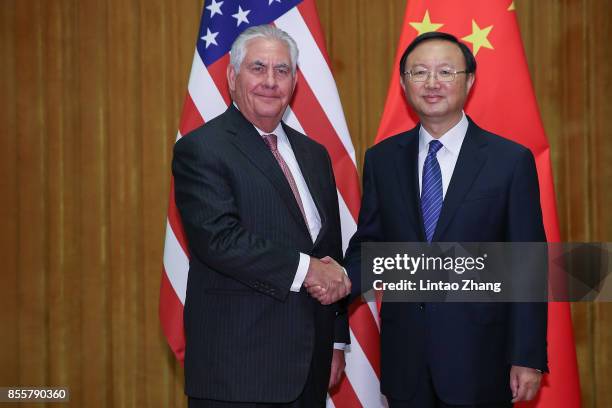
[176,113,230,151]
[464,116,531,157]
[174,108,247,159]
[365,126,419,159]
[469,119,532,160]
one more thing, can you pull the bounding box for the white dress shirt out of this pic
[418,112,469,198]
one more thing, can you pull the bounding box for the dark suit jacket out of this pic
[344,117,548,405]
[173,105,348,403]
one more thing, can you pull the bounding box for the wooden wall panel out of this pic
[42,3,78,407]
[107,1,140,406]
[594,303,612,407]
[15,0,49,390]
[0,0,19,391]
[513,1,612,407]
[79,0,111,405]
[0,1,610,407]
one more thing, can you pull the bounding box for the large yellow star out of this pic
[508,1,516,11]
[409,10,444,36]
[461,20,494,56]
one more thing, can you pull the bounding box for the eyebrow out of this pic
[248,60,291,69]
[410,63,456,68]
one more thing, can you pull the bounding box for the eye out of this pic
[249,65,264,74]
[412,70,428,76]
[275,67,290,76]
[274,65,292,77]
[438,69,453,77]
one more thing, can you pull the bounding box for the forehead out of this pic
[407,39,464,66]
[243,37,291,63]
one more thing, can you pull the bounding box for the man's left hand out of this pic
[510,365,542,403]
[328,349,345,389]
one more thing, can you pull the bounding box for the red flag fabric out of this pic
[376,1,581,407]
[159,1,381,406]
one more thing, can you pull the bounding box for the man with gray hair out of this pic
[172,24,351,408]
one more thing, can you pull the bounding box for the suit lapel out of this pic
[433,120,488,241]
[284,124,328,246]
[223,106,310,236]
[394,128,426,241]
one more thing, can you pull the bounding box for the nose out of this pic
[424,72,440,88]
[263,68,277,88]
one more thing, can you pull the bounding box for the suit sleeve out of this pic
[343,150,385,298]
[321,149,351,344]
[506,148,549,372]
[172,134,299,301]
[334,307,350,344]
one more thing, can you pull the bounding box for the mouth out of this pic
[422,94,443,103]
[254,93,280,101]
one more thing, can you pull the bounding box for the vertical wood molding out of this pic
[16,0,49,388]
[78,0,111,405]
[0,0,19,388]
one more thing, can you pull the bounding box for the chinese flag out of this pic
[375,1,581,407]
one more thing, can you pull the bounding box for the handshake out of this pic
[304,256,351,305]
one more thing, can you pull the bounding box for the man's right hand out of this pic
[304,256,350,305]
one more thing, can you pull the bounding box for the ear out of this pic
[465,73,475,94]
[227,64,237,93]
[399,75,407,94]
[291,71,298,93]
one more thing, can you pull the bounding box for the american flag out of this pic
[159,1,384,406]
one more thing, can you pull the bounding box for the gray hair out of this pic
[229,25,299,74]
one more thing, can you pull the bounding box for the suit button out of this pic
[418,303,425,310]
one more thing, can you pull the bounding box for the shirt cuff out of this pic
[333,343,347,350]
[290,253,310,292]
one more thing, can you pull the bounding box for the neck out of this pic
[231,102,282,133]
[421,112,463,138]
[253,119,281,133]
[245,113,282,134]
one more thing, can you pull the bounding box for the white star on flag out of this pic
[206,0,223,17]
[201,28,219,48]
[268,0,281,5]
[232,6,251,26]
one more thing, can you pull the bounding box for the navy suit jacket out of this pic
[173,105,348,403]
[344,118,548,405]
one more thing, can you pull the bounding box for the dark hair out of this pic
[399,32,477,75]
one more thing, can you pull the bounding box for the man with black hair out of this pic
[342,32,548,407]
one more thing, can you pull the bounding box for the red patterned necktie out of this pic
[262,134,309,230]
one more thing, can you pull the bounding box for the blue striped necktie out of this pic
[421,140,443,242]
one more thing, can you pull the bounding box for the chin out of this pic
[255,108,283,118]
[422,105,449,115]
[419,108,444,116]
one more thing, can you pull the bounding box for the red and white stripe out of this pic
[159,1,384,407]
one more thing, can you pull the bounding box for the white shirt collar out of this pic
[233,102,288,144]
[418,112,469,156]
[253,122,289,145]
